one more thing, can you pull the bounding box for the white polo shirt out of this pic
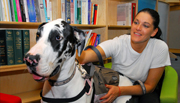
[99,34,171,82]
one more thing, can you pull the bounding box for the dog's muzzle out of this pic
[24,53,60,81]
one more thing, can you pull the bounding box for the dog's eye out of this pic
[56,36,63,41]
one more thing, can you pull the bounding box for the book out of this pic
[19,0,26,22]
[27,0,37,22]
[22,0,29,22]
[94,34,100,47]
[74,0,77,24]
[15,0,22,22]
[9,0,15,21]
[70,0,74,24]
[61,0,65,21]
[7,0,12,21]
[91,3,94,24]
[131,3,136,25]
[117,3,126,25]
[13,30,23,64]
[89,32,97,46]
[65,0,71,24]
[0,30,15,65]
[82,29,92,48]
[93,4,98,25]
[34,0,46,22]
[117,3,136,26]
[81,0,88,24]
[12,0,18,22]
[43,0,48,22]
[0,0,4,21]
[46,0,51,21]
[77,0,81,24]
[87,0,91,24]
[22,30,30,62]
[2,0,10,21]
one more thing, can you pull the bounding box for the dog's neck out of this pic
[49,53,76,81]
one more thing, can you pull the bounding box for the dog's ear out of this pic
[73,27,86,56]
[36,22,48,42]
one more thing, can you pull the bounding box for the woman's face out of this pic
[131,12,158,44]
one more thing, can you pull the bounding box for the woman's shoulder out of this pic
[149,39,169,51]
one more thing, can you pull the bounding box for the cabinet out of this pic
[3,0,177,102]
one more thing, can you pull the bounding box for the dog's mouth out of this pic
[32,74,48,81]
[30,65,60,82]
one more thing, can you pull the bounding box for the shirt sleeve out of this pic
[99,37,120,58]
[150,40,171,69]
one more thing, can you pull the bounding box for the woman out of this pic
[77,8,171,103]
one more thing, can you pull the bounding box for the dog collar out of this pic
[48,66,76,86]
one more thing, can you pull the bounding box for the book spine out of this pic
[27,0,37,22]
[22,30,30,62]
[61,0,65,21]
[7,0,12,21]
[93,4,98,25]
[19,0,26,22]
[2,0,9,21]
[90,33,97,46]
[15,0,22,22]
[23,0,29,22]
[46,0,51,21]
[1,0,6,21]
[0,30,7,65]
[43,0,48,22]
[6,30,14,65]
[9,0,15,21]
[70,0,74,24]
[0,1,3,21]
[13,30,23,64]
[131,3,136,25]
[77,0,81,24]
[65,0,71,24]
[34,0,41,22]
[81,0,88,24]
[74,0,77,24]
[12,0,18,22]
[88,0,91,24]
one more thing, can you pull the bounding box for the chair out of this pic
[0,93,22,103]
[104,63,178,103]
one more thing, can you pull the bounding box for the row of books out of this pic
[62,0,99,25]
[117,3,136,26]
[0,0,52,22]
[83,30,100,49]
[0,30,30,66]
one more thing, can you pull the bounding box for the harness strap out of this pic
[40,81,91,103]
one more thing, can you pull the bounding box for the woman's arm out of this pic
[100,66,165,103]
[76,46,106,64]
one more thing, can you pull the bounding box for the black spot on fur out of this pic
[58,59,62,63]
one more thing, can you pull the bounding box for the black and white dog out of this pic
[24,19,133,103]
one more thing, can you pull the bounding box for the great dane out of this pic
[24,19,133,103]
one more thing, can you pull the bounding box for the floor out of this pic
[170,54,180,103]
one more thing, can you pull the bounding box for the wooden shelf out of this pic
[0,64,27,73]
[14,89,41,103]
[169,49,180,53]
[108,25,131,29]
[0,21,106,29]
[0,21,41,29]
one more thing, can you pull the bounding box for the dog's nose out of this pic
[24,53,40,67]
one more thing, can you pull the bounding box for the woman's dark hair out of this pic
[137,8,162,40]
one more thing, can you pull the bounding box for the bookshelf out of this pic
[1,0,176,102]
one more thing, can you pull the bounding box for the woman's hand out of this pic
[100,85,120,103]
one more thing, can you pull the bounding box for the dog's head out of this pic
[24,19,85,81]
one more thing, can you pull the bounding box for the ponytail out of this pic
[151,27,162,40]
